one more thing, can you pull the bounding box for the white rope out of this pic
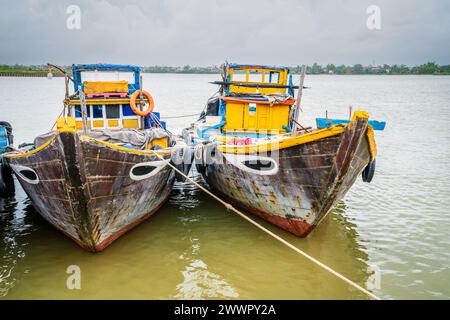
[161,113,201,119]
[149,149,381,300]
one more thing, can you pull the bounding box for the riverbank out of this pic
[0,72,449,77]
[1,62,450,77]
[0,72,65,77]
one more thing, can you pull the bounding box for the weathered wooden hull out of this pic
[6,131,175,251]
[202,117,371,237]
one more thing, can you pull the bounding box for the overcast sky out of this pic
[1,0,449,66]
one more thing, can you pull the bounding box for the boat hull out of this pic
[6,131,174,251]
[202,116,371,237]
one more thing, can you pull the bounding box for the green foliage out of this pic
[288,62,447,75]
[141,65,220,74]
[438,65,450,75]
[0,64,66,74]
[417,62,439,74]
[352,64,365,74]
[310,63,323,74]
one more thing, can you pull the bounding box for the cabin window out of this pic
[248,70,263,82]
[232,70,247,82]
[74,103,140,130]
[122,104,135,116]
[106,105,120,118]
[266,72,280,84]
[92,105,103,118]
[74,105,91,117]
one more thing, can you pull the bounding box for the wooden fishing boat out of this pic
[183,63,385,237]
[2,64,179,251]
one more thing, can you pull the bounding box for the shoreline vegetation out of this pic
[0,62,449,77]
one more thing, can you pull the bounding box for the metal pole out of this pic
[293,65,306,133]
[79,86,88,135]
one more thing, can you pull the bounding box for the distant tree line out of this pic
[290,62,450,75]
[0,64,65,74]
[141,65,221,74]
[1,62,449,75]
[143,63,450,75]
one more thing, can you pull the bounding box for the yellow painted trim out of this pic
[56,117,77,132]
[75,121,90,129]
[366,126,378,160]
[80,135,172,156]
[83,81,128,94]
[108,120,119,127]
[351,110,369,121]
[92,120,104,128]
[66,98,145,106]
[148,137,169,149]
[3,136,56,159]
[218,125,346,154]
[123,119,139,128]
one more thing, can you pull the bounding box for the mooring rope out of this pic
[161,113,201,119]
[149,149,381,300]
[50,105,66,130]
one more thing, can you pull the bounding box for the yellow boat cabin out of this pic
[196,63,298,138]
[58,64,169,149]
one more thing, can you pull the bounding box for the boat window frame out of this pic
[72,103,143,130]
[90,104,106,129]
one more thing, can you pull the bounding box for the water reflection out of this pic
[309,201,372,295]
[175,237,239,300]
[0,190,38,296]
[168,174,373,299]
[170,176,239,299]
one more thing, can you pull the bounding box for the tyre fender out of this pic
[362,159,376,183]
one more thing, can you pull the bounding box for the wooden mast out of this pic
[79,86,88,135]
[293,65,306,134]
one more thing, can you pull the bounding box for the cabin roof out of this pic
[228,64,289,71]
[72,64,141,73]
[71,64,141,93]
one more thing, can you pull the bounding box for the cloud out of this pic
[0,0,449,66]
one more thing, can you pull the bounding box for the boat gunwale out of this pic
[216,124,347,154]
[3,132,173,159]
[2,136,57,159]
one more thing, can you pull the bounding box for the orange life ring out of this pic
[130,90,154,117]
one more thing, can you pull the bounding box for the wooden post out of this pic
[79,86,88,135]
[293,65,306,134]
[65,75,70,100]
